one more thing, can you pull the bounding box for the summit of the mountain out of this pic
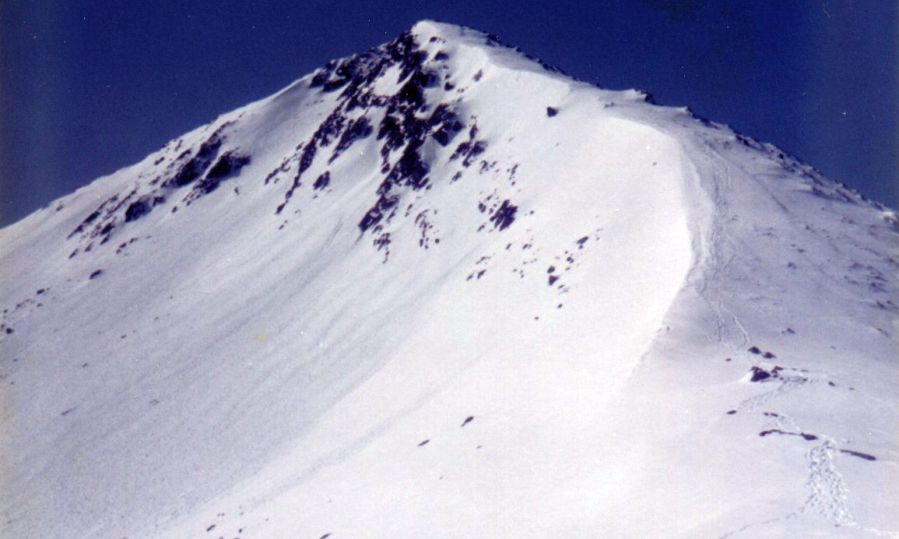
[1,21,897,539]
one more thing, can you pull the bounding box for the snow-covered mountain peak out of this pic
[408,19,483,44]
[5,18,665,271]
[1,22,897,539]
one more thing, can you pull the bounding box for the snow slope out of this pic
[1,20,896,538]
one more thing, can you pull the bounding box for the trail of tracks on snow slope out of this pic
[654,114,898,538]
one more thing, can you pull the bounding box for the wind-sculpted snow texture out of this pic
[1,21,897,539]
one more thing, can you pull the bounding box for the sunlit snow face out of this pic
[1,20,896,539]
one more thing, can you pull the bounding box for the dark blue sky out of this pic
[1,1,896,225]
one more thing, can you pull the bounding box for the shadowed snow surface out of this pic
[1,20,897,539]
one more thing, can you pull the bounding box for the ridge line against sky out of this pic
[1,0,896,226]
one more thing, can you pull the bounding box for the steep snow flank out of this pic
[1,19,896,539]
[148,119,695,539]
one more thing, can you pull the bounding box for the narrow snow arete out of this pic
[1,21,897,538]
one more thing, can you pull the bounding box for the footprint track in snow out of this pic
[737,373,808,412]
[803,441,855,526]
[728,365,874,532]
[757,408,852,525]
